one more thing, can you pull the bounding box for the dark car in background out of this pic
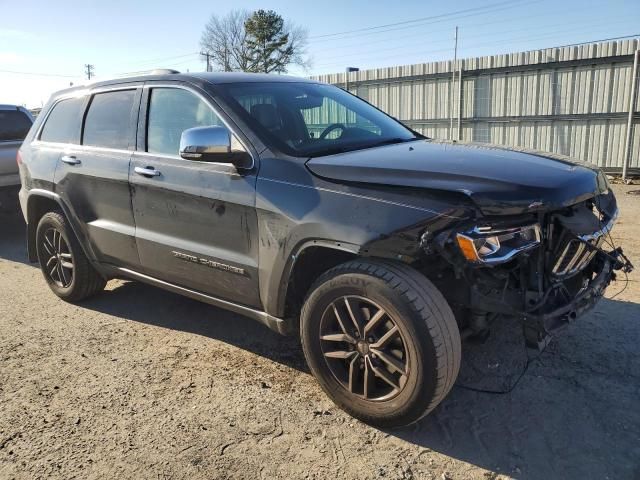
[0,105,33,209]
[17,72,632,427]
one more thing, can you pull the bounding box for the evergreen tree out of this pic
[245,10,295,73]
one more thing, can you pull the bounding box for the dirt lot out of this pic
[0,184,639,480]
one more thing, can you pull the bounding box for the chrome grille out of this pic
[552,237,602,277]
[551,208,618,278]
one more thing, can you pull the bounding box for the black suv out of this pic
[18,72,632,427]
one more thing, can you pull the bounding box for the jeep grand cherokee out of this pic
[18,72,632,427]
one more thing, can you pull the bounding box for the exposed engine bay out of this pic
[425,189,634,349]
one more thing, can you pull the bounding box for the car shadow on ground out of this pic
[0,211,31,265]
[2,209,638,478]
[82,280,310,373]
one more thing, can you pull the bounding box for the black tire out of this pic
[300,259,461,428]
[35,211,106,302]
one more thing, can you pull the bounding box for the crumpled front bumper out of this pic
[522,247,633,349]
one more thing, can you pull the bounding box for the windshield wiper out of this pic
[366,137,419,148]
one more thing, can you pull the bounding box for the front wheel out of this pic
[301,259,461,428]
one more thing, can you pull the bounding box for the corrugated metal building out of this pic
[313,39,640,173]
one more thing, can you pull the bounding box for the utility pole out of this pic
[223,46,231,72]
[623,48,639,182]
[201,51,212,72]
[85,64,94,81]
[450,26,458,140]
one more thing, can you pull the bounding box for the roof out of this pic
[53,71,319,98]
[189,72,317,84]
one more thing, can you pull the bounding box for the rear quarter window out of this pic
[83,90,136,149]
[39,97,84,144]
[0,110,33,141]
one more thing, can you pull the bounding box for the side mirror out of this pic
[179,126,252,169]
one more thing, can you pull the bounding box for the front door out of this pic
[129,84,261,308]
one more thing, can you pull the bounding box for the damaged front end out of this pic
[429,189,634,349]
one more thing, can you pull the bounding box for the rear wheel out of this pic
[36,211,106,302]
[301,259,461,428]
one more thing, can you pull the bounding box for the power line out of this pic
[460,32,640,55]
[310,18,636,65]
[94,2,633,75]
[308,0,532,39]
[29,0,532,78]
[113,28,640,77]
[122,51,200,68]
[162,57,204,69]
[103,0,535,70]
[307,0,541,44]
[113,57,202,77]
[307,6,590,56]
[545,34,640,50]
[312,30,640,70]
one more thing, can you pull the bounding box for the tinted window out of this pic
[0,110,33,141]
[147,88,225,156]
[39,97,84,144]
[83,90,136,149]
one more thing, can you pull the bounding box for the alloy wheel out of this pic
[42,228,74,288]
[319,296,410,401]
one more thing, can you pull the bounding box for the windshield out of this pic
[217,82,419,157]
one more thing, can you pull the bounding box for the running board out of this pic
[117,267,289,335]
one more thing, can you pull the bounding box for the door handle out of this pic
[135,166,161,177]
[61,155,81,165]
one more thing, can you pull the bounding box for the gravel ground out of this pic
[0,184,639,480]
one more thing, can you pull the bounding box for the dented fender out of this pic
[255,155,472,317]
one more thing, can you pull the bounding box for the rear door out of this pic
[129,83,261,308]
[29,96,86,197]
[55,85,142,267]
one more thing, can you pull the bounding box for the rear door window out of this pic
[83,90,136,149]
[0,110,33,141]
[147,88,226,156]
[39,97,84,144]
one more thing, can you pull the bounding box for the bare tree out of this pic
[200,10,252,72]
[285,22,312,72]
[200,9,310,73]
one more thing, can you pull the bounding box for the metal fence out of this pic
[313,39,640,174]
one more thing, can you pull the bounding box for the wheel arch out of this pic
[274,231,437,327]
[278,240,360,325]
[25,189,97,265]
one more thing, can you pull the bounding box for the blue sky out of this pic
[1,0,638,107]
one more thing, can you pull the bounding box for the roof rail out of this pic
[110,68,181,79]
[149,69,181,75]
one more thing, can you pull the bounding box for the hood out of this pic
[305,140,608,216]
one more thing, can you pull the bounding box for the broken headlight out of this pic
[456,224,541,265]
